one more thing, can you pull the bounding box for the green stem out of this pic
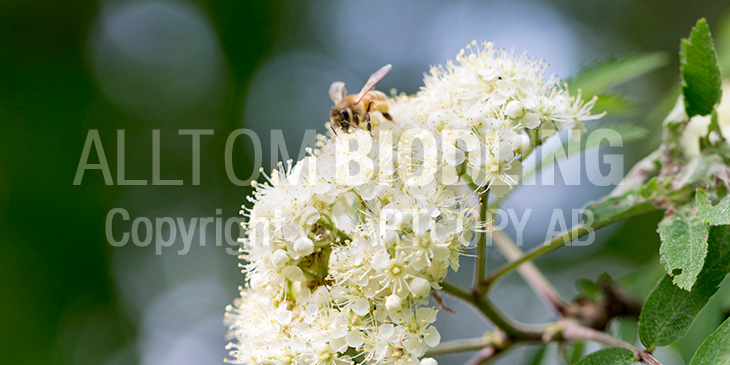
[476,201,659,297]
[440,280,474,304]
[440,280,545,340]
[425,336,492,356]
[474,194,489,286]
[320,214,350,244]
[468,344,515,365]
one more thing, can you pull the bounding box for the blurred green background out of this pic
[2,1,730,364]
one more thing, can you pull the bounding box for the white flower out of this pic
[373,252,413,298]
[226,40,598,364]
[468,148,523,196]
[392,307,441,357]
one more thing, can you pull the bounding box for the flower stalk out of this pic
[474,194,489,286]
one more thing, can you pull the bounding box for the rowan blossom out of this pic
[225,41,600,364]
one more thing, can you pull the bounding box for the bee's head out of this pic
[329,107,352,131]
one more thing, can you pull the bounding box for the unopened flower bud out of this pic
[410,277,432,299]
[385,294,403,312]
[506,100,525,118]
[512,133,531,153]
[420,358,438,365]
[293,237,314,257]
[272,249,289,268]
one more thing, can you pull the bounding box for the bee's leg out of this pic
[330,124,338,136]
[371,101,392,121]
[365,101,374,132]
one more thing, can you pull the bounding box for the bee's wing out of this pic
[355,64,391,104]
[329,81,347,104]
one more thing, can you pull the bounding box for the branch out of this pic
[560,321,662,365]
[439,280,545,341]
[478,224,590,296]
[425,336,492,356]
[445,192,658,341]
[491,229,569,316]
[466,343,513,365]
[444,170,664,363]
[435,200,662,363]
[475,201,658,297]
[426,319,662,365]
[426,333,513,364]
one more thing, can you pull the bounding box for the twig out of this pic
[477,224,592,296]
[474,194,489,286]
[560,320,662,365]
[425,336,492,356]
[465,344,512,365]
[426,319,662,365]
[437,180,664,363]
[439,280,545,341]
[426,333,513,363]
[475,201,658,297]
[491,230,569,316]
[431,291,455,314]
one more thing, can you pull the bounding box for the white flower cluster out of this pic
[225,41,600,364]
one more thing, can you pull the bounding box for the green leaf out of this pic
[640,225,730,348]
[526,124,649,182]
[689,316,730,365]
[696,189,730,226]
[680,18,723,117]
[576,347,635,365]
[567,53,668,97]
[657,204,710,290]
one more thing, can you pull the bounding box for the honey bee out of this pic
[329,64,393,133]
